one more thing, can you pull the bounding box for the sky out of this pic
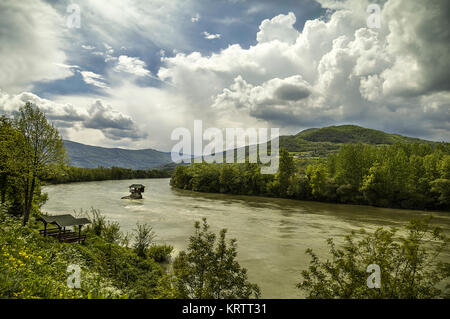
[0,0,449,151]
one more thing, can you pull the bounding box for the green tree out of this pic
[430,155,450,209]
[133,222,156,258]
[219,164,239,194]
[333,143,375,201]
[277,148,296,196]
[0,117,23,205]
[287,174,312,199]
[173,218,260,299]
[15,103,67,225]
[169,142,450,210]
[361,162,391,207]
[387,146,410,205]
[305,163,329,199]
[298,217,450,298]
[190,163,220,193]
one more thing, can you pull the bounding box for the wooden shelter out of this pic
[38,214,91,243]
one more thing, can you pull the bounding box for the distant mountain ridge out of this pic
[63,140,173,169]
[64,125,439,169]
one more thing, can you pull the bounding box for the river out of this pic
[43,178,450,298]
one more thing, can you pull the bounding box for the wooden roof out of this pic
[129,184,145,188]
[38,214,91,228]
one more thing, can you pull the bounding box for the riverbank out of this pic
[1,203,260,299]
[171,180,449,213]
[0,208,174,298]
[170,144,450,212]
[43,178,450,298]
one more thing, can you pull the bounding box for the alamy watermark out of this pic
[366,4,381,29]
[67,264,81,289]
[366,264,381,289]
[66,3,81,29]
[171,120,279,174]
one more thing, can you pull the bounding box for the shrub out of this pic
[0,208,177,299]
[102,221,122,245]
[298,217,450,299]
[78,208,106,236]
[0,214,125,299]
[173,218,260,299]
[148,244,173,263]
[133,223,155,258]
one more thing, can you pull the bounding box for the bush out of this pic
[298,217,450,299]
[148,244,173,263]
[79,208,106,236]
[0,214,125,299]
[173,218,260,299]
[133,223,155,258]
[1,208,177,299]
[102,221,122,245]
[76,208,124,245]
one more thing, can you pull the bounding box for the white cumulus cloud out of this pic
[80,71,109,89]
[156,1,450,141]
[113,55,151,77]
[0,0,72,93]
[203,32,222,40]
[256,12,300,44]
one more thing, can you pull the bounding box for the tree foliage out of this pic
[133,223,156,258]
[14,103,67,225]
[298,217,450,299]
[171,143,450,211]
[47,166,172,184]
[0,116,25,206]
[173,218,260,299]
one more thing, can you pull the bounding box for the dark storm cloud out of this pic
[274,84,310,101]
[249,105,334,128]
[84,101,134,130]
[101,128,148,141]
[82,101,148,140]
[0,92,147,142]
[45,105,86,122]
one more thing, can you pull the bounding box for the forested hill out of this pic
[63,140,173,169]
[279,125,437,155]
[295,125,431,144]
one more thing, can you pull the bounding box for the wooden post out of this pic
[44,223,47,236]
[78,225,82,243]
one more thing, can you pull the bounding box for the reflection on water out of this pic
[43,178,450,298]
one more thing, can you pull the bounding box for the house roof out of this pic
[129,184,145,188]
[38,214,91,228]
